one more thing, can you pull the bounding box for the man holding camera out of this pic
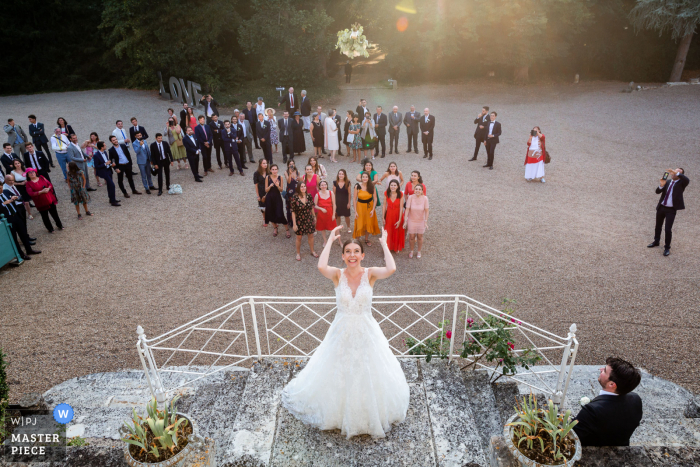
[648,168,689,256]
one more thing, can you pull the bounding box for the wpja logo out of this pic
[2,405,71,462]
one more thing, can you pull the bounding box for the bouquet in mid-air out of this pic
[336,23,370,59]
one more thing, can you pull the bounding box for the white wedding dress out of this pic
[281,268,410,438]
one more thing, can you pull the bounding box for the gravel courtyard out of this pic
[0,82,698,399]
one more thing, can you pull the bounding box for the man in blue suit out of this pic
[132,132,155,194]
[93,141,120,206]
[108,135,142,198]
[221,120,244,176]
[27,115,54,167]
[256,113,272,164]
[194,116,213,174]
[182,127,203,182]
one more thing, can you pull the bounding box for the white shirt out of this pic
[255,103,265,116]
[157,142,165,160]
[488,122,495,135]
[283,118,289,135]
[114,145,129,164]
[239,122,247,137]
[206,102,213,117]
[51,134,69,152]
[112,127,129,144]
[27,151,41,170]
[97,151,110,166]
[3,184,22,205]
[599,390,618,397]
[529,136,540,151]
[661,179,677,208]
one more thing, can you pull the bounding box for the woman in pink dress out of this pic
[302,164,319,202]
[403,184,429,258]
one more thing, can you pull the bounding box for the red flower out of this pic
[507,342,515,350]
[445,330,452,339]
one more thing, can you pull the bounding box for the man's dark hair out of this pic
[28,114,36,119]
[155,133,163,138]
[130,117,137,123]
[97,141,105,150]
[491,111,497,117]
[116,120,122,125]
[7,118,13,123]
[678,168,685,176]
[3,143,11,148]
[606,357,641,395]
[109,135,118,142]
[198,115,205,121]
[135,132,142,137]
[483,106,489,111]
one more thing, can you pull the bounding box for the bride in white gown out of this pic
[281,226,410,439]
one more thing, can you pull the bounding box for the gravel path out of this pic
[0,82,698,400]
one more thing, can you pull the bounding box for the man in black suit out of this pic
[300,90,312,132]
[1,144,19,175]
[470,106,490,161]
[23,142,51,182]
[182,127,203,182]
[108,135,142,197]
[345,61,352,83]
[277,111,294,164]
[93,141,120,205]
[231,116,248,166]
[243,102,259,149]
[404,105,420,153]
[180,103,189,131]
[195,116,214,174]
[573,357,643,446]
[129,117,149,142]
[355,99,369,121]
[27,115,54,166]
[209,114,224,169]
[3,175,40,256]
[199,94,220,124]
[419,108,435,160]
[648,168,689,256]
[150,133,173,195]
[221,120,244,176]
[278,86,299,114]
[373,106,388,158]
[257,113,272,164]
[484,111,501,169]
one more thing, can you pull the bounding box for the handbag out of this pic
[346,132,354,144]
[544,150,551,164]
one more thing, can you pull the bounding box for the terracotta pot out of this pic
[503,413,582,467]
[122,412,201,467]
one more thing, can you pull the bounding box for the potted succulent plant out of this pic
[120,396,200,466]
[505,395,582,466]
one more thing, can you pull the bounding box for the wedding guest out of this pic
[257,113,273,164]
[195,115,214,174]
[353,172,380,246]
[200,94,220,124]
[333,169,352,234]
[315,180,337,246]
[1,143,19,175]
[9,159,33,220]
[420,108,435,160]
[238,113,255,164]
[81,132,101,186]
[221,120,244,176]
[343,111,353,157]
[93,141,120,206]
[26,168,64,233]
[28,115,54,166]
[349,114,362,163]
[166,117,188,170]
[278,111,294,164]
[254,159,270,226]
[265,164,290,238]
[186,107,197,132]
[4,118,28,161]
[333,109,344,157]
[311,114,324,158]
[470,106,490,161]
[150,133,174,195]
[355,99,369,120]
[247,100,261,149]
[129,117,149,142]
[182,127,203,182]
[209,114,224,169]
[1,175,39,257]
[255,97,266,120]
[50,128,71,180]
[384,179,405,252]
[324,110,339,163]
[524,126,546,183]
[404,105,420,154]
[373,106,387,159]
[292,112,306,156]
[278,86,299,114]
[112,119,130,145]
[285,159,300,230]
[108,135,142,197]
[356,159,381,214]
[388,106,402,155]
[266,108,279,154]
[291,181,317,260]
[379,162,404,192]
[308,156,327,183]
[484,111,501,170]
[403,184,429,258]
[300,90,312,131]
[167,108,175,120]
[302,164,319,201]
[0,190,31,260]
[179,103,189,132]
[573,357,643,446]
[405,170,427,198]
[23,142,51,182]
[648,168,689,256]
[67,162,92,219]
[67,134,94,191]
[56,117,75,139]
[132,132,155,193]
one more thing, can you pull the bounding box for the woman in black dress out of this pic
[265,164,290,238]
[343,110,353,157]
[311,114,324,158]
[285,159,300,230]
[292,111,306,155]
[333,168,352,235]
[291,181,317,261]
[253,159,269,226]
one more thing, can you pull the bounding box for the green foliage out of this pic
[67,436,88,447]
[405,320,451,362]
[0,349,7,412]
[629,0,700,39]
[121,396,188,459]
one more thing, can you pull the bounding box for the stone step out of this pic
[461,372,505,453]
[631,418,700,448]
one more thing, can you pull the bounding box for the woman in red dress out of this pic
[383,179,405,252]
[25,168,64,233]
[314,180,337,247]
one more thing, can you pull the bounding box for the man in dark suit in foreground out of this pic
[573,357,643,446]
[373,106,388,158]
[648,168,689,256]
[419,108,435,160]
[108,136,141,197]
[93,141,120,206]
[195,116,213,174]
[470,106,490,161]
[23,142,51,182]
[221,120,244,176]
[182,127,203,182]
[150,134,173,195]
[257,113,272,164]
[484,111,501,169]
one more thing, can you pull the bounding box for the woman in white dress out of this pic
[524,126,546,183]
[324,109,340,163]
[282,226,410,439]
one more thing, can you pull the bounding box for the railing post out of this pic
[249,298,262,360]
[448,296,459,362]
[552,323,577,405]
[137,326,165,403]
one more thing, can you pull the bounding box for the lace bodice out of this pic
[335,269,373,316]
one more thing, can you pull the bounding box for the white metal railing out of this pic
[137,295,578,405]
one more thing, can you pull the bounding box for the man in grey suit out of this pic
[388,106,402,154]
[403,105,420,153]
[28,115,54,167]
[67,134,95,190]
[4,119,28,159]
[238,113,255,164]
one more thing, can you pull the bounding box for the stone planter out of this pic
[503,413,582,467]
[121,413,203,467]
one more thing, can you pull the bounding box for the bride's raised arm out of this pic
[318,226,343,283]
[369,229,396,282]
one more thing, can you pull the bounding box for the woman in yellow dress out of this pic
[167,116,188,170]
[353,171,380,246]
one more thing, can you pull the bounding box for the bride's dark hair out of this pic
[342,238,364,254]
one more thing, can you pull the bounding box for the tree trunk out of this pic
[514,65,529,83]
[669,33,694,82]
